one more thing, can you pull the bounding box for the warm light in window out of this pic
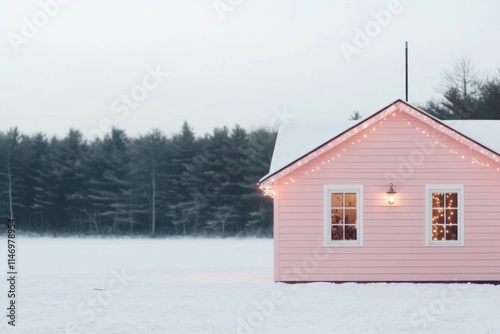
[431,191,459,242]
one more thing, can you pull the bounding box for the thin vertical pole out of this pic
[405,41,408,102]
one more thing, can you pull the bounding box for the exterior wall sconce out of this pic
[386,183,396,205]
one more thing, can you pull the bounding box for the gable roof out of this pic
[260,99,500,185]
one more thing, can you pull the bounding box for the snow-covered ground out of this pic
[1,237,500,334]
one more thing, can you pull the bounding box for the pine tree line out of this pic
[420,57,500,120]
[0,123,276,236]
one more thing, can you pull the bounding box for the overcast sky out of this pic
[0,0,498,139]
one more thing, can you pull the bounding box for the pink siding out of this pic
[273,184,280,281]
[274,110,500,282]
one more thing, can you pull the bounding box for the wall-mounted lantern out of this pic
[386,183,396,205]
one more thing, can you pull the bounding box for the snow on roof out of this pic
[442,120,500,154]
[263,120,362,181]
[261,114,500,184]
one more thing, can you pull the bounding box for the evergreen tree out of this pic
[0,128,23,220]
[129,129,169,234]
[421,57,500,120]
[243,128,276,236]
[33,137,66,232]
[0,125,278,236]
[17,133,48,231]
[87,128,132,234]
[218,125,251,234]
[348,111,363,120]
[182,127,231,235]
[167,122,200,235]
[478,73,500,119]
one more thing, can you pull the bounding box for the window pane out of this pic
[446,209,458,224]
[446,193,458,208]
[345,209,357,224]
[326,188,362,245]
[432,209,444,225]
[345,193,357,207]
[446,225,458,240]
[331,225,343,240]
[432,193,444,207]
[331,193,343,207]
[331,209,343,224]
[431,225,440,241]
[345,225,357,240]
[434,226,445,241]
[428,188,462,244]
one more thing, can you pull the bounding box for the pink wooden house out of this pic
[259,99,500,283]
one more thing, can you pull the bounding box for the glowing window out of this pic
[324,185,363,246]
[426,185,464,246]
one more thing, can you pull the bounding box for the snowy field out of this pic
[1,238,500,334]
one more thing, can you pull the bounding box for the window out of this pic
[324,185,363,246]
[425,185,464,246]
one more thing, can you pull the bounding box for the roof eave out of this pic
[259,99,500,185]
[259,99,402,184]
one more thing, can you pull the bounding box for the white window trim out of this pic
[425,184,464,246]
[323,185,363,247]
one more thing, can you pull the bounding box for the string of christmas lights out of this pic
[431,192,458,241]
[260,102,500,197]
